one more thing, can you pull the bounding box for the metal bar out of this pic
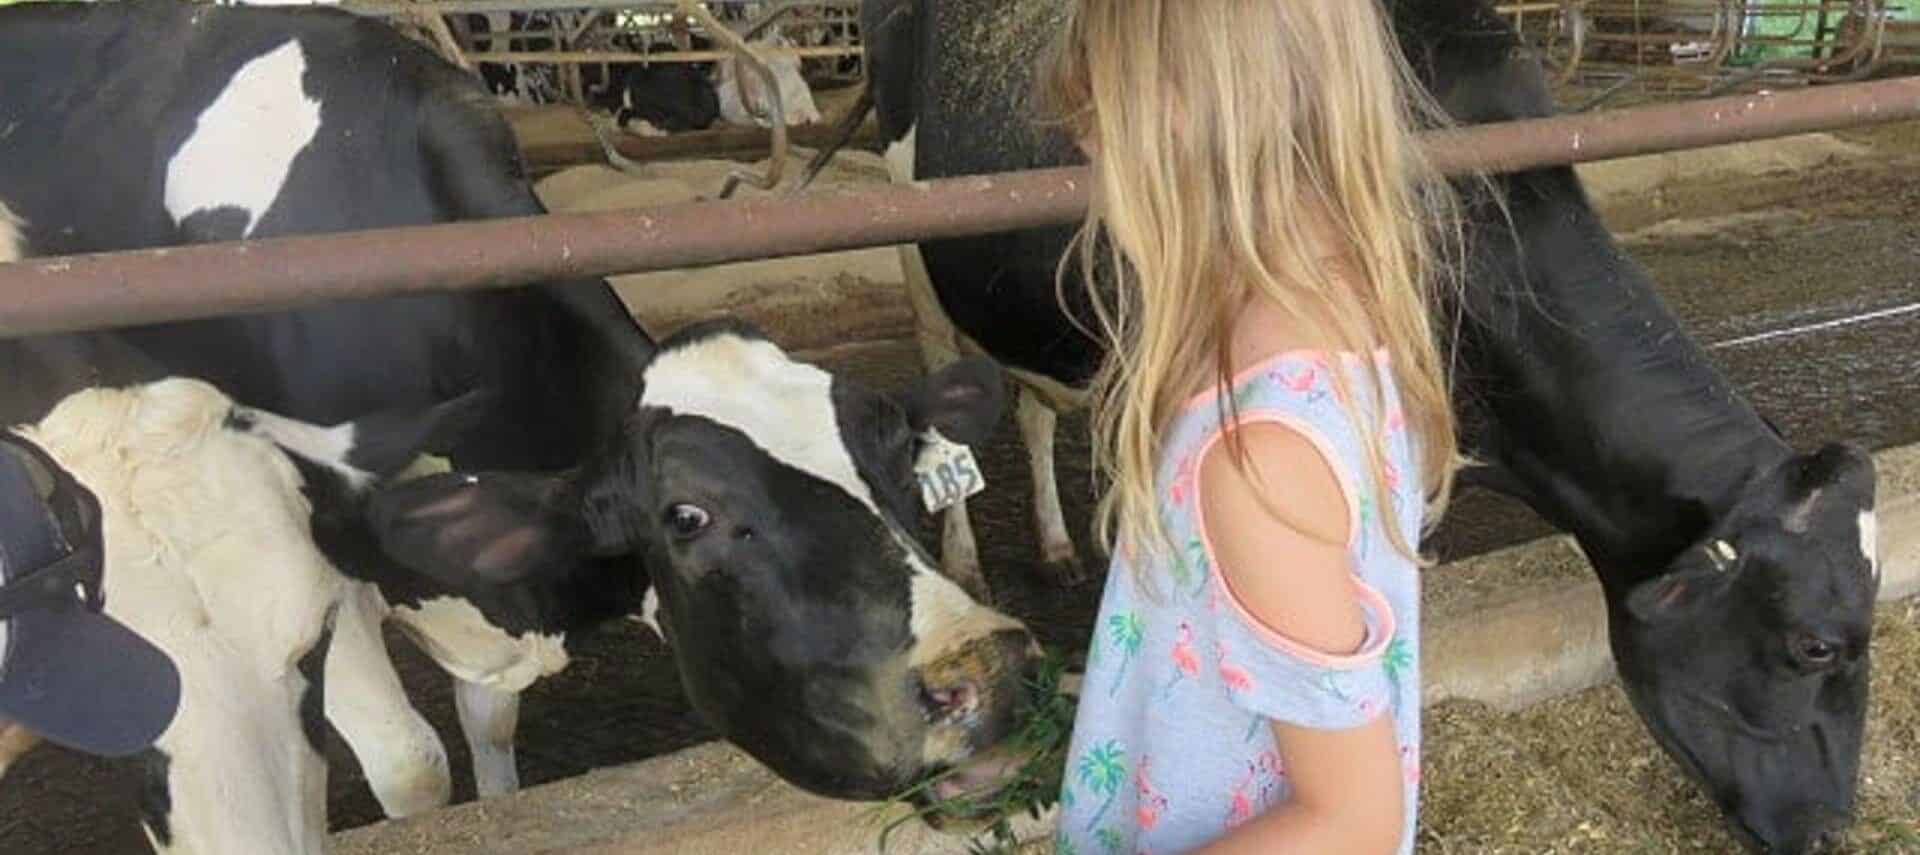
[463,45,859,63]
[340,0,858,18]
[676,0,786,198]
[3,75,1920,338]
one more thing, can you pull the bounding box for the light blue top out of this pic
[1056,351,1424,855]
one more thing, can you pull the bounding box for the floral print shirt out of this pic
[1056,351,1423,855]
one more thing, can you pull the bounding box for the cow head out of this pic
[14,379,481,854]
[368,322,1040,800]
[724,33,824,127]
[1611,443,1877,854]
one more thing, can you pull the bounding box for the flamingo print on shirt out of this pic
[1169,453,1198,507]
[1271,356,1329,404]
[1215,640,1255,693]
[1135,757,1170,833]
[1159,622,1201,698]
[1224,751,1287,829]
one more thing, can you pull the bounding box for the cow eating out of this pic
[0,0,1041,840]
[825,0,1880,850]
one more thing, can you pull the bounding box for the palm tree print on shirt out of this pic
[1383,636,1413,706]
[1095,827,1125,854]
[1077,740,1128,832]
[1106,612,1145,697]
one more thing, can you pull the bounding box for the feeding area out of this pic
[0,1,1917,854]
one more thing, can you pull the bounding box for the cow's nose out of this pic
[920,679,980,723]
[1752,804,1851,855]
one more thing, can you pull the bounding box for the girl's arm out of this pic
[1190,422,1406,855]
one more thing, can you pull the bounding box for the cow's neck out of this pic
[1467,166,1794,591]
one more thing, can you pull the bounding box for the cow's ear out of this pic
[903,357,1005,448]
[339,388,498,478]
[238,387,497,493]
[1626,540,1740,624]
[366,471,591,588]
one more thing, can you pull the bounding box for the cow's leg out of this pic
[897,242,990,602]
[324,583,451,818]
[455,679,522,798]
[885,130,992,602]
[0,720,40,782]
[1017,386,1084,583]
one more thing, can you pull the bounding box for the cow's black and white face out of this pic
[369,324,1038,800]
[1612,443,1877,854]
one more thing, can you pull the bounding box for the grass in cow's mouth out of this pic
[871,650,1080,854]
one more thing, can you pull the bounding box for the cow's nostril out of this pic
[922,680,980,722]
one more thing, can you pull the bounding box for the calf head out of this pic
[1612,443,1877,854]
[368,322,1040,800]
[17,379,493,854]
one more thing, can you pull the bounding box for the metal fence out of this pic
[2,74,1917,338]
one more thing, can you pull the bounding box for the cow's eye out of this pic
[664,504,712,539]
[1791,633,1838,667]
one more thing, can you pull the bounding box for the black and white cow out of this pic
[0,0,1040,841]
[602,62,723,137]
[842,0,1877,851]
[0,205,483,852]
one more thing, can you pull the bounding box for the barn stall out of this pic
[1,1,1920,853]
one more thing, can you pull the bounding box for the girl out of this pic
[1045,2,1464,853]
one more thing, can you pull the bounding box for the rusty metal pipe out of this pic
[4,75,1920,338]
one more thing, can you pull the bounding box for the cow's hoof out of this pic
[1038,551,1088,587]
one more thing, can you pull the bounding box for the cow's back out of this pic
[0,0,634,471]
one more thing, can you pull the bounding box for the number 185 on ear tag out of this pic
[915,430,986,513]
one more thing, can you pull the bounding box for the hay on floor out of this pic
[1421,598,1920,853]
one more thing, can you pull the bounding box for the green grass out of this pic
[870,651,1080,854]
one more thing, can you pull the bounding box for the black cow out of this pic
[0,0,1039,843]
[603,63,723,136]
[842,0,1877,851]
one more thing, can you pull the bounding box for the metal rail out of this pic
[339,0,857,18]
[1,75,1918,339]
[461,45,857,64]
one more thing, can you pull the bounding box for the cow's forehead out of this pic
[640,334,878,512]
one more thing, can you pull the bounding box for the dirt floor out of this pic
[2,116,1919,853]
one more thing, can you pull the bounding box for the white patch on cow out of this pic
[233,404,367,491]
[716,33,822,128]
[883,125,918,183]
[632,586,665,643]
[642,333,877,512]
[0,721,41,782]
[0,200,24,263]
[906,539,1026,767]
[324,582,450,818]
[903,536,1024,672]
[20,378,345,854]
[1784,487,1823,534]
[622,116,668,137]
[1860,510,1879,578]
[389,597,567,693]
[164,40,322,237]
[454,679,522,798]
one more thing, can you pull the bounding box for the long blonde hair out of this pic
[1041,0,1467,565]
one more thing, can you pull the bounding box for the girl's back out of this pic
[1059,352,1424,854]
[1040,1,1465,851]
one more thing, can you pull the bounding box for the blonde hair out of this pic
[1041,0,1467,566]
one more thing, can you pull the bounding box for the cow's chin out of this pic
[906,740,1041,832]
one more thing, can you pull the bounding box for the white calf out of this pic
[0,380,450,853]
[716,32,824,128]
